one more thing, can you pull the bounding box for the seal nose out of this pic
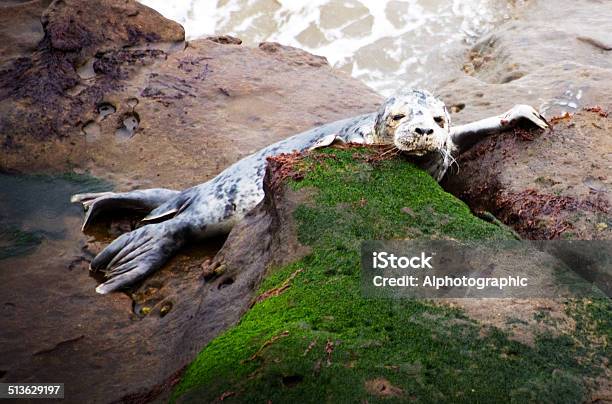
[415,127,434,135]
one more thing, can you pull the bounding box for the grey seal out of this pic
[71,89,548,294]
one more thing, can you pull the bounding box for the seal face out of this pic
[374,89,451,154]
[72,88,548,293]
[372,89,454,181]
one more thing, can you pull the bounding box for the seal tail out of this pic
[71,188,180,231]
[91,218,189,294]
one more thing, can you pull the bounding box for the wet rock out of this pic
[114,112,140,141]
[440,0,612,240]
[258,41,329,67]
[443,111,611,240]
[0,0,46,64]
[0,0,185,167]
[0,3,380,189]
[461,2,612,85]
[41,0,184,55]
[206,35,242,45]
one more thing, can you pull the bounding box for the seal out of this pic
[72,89,548,294]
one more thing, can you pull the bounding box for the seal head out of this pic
[373,89,451,156]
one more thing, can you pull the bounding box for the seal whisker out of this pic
[448,151,460,174]
[438,148,459,175]
[380,146,400,158]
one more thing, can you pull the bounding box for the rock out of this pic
[205,35,242,45]
[439,0,612,240]
[0,1,379,403]
[0,0,46,64]
[175,148,609,402]
[460,2,612,85]
[0,1,380,190]
[0,0,185,179]
[364,378,404,398]
[41,0,184,55]
[443,111,611,240]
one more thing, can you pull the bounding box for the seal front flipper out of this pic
[91,218,190,294]
[141,188,197,223]
[450,104,549,153]
[309,133,343,150]
[308,131,366,151]
[501,105,549,130]
[71,188,180,231]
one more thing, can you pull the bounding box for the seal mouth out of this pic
[394,126,446,157]
[403,149,430,156]
[394,139,439,156]
[400,148,437,157]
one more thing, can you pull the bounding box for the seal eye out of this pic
[434,116,445,128]
[392,114,406,121]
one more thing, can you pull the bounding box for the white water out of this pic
[138,0,525,95]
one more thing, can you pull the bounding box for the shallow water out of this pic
[0,174,110,264]
[139,0,527,95]
[0,173,222,295]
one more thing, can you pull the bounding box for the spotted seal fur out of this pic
[72,89,548,293]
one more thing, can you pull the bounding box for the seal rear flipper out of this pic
[71,192,115,205]
[91,219,187,294]
[71,189,180,231]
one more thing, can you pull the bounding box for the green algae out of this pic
[173,148,610,403]
[0,226,44,260]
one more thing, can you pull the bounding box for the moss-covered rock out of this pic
[173,148,610,403]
